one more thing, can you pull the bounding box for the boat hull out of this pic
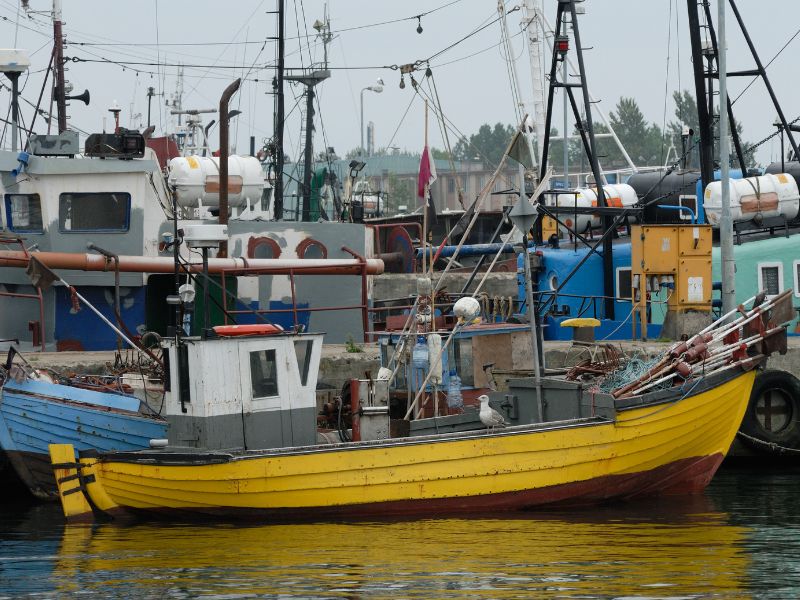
[0,380,167,499]
[57,369,755,520]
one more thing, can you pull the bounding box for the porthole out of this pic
[247,237,282,259]
[296,238,327,259]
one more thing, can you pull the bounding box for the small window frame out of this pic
[678,195,697,221]
[5,193,44,234]
[249,348,279,400]
[58,192,131,233]
[793,260,800,298]
[757,261,783,298]
[293,340,313,387]
[616,266,633,301]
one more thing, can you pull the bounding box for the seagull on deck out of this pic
[478,394,507,430]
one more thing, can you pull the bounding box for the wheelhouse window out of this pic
[5,194,43,233]
[616,267,633,300]
[293,340,313,386]
[59,192,130,232]
[758,262,783,297]
[452,338,474,387]
[250,349,278,398]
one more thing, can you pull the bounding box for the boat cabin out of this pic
[162,331,323,450]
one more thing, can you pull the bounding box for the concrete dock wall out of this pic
[26,337,800,393]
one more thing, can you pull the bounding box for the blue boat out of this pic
[0,375,166,499]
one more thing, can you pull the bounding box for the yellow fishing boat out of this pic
[49,285,790,522]
[51,365,755,521]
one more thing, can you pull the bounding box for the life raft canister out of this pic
[212,324,284,337]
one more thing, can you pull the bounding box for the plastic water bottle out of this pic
[412,336,428,370]
[447,369,463,409]
[412,336,429,391]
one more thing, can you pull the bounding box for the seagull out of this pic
[478,394,507,430]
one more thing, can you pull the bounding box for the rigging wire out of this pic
[428,71,464,208]
[497,1,523,124]
[660,0,674,166]
[432,27,523,68]
[730,23,800,106]
[412,78,518,190]
[382,91,418,153]
[427,5,520,64]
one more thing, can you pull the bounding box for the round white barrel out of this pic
[168,155,266,208]
[704,173,799,225]
[553,183,638,232]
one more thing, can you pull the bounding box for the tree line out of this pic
[424,91,757,170]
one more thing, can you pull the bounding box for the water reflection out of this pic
[6,467,800,598]
[47,496,753,599]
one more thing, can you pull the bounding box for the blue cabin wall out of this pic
[521,243,661,341]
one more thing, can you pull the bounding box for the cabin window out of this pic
[249,349,278,398]
[678,195,697,221]
[616,267,633,300]
[296,238,327,259]
[757,262,783,297]
[452,338,474,387]
[447,178,455,193]
[5,194,43,233]
[59,192,130,232]
[794,260,800,298]
[381,340,407,390]
[293,340,313,386]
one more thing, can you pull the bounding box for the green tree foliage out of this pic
[549,98,664,172]
[386,172,414,214]
[667,89,757,169]
[453,122,516,165]
[608,98,663,166]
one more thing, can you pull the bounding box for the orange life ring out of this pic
[213,324,284,337]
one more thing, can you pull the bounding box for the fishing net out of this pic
[598,356,665,393]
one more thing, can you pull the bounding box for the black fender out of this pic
[739,370,800,452]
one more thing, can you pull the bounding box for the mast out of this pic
[538,0,614,319]
[274,0,285,220]
[286,10,331,222]
[686,0,714,190]
[52,0,67,133]
[521,0,545,167]
[718,0,735,316]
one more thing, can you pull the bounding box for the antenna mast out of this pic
[52,0,67,133]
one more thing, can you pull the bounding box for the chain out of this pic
[742,114,800,157]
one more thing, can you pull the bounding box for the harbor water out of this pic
[1,464,799,599]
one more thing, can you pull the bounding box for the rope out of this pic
[736,431,800,455]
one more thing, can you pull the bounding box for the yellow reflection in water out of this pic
[55,498,751,598]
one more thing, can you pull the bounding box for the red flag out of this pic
[417,145,437,199]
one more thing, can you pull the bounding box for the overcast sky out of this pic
[1,0,799,168]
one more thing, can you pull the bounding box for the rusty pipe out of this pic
[218,78,241,258]
[0,251,384,275]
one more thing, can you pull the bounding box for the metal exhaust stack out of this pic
[218,78,241,258]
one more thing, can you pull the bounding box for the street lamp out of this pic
[360,78,384,156]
